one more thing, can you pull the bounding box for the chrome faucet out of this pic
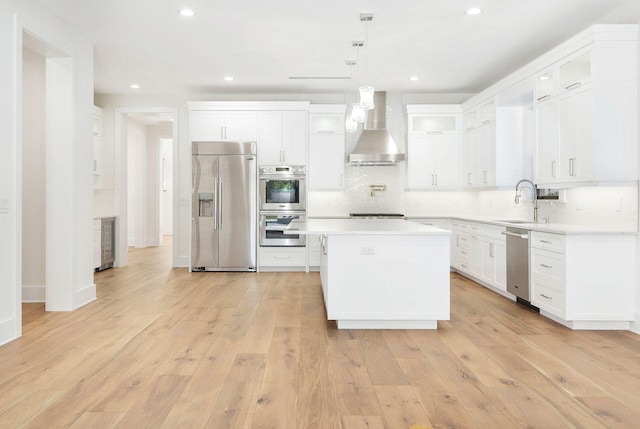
[515,179,538,223]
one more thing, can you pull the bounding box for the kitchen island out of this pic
[289,219,451,329]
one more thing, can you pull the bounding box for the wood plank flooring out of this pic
[1,240,640,428]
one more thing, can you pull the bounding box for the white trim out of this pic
[631,312,640,335]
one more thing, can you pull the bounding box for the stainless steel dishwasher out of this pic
[503,227,537,309]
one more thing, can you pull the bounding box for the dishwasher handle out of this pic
[502,231,528,239]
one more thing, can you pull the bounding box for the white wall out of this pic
[126,117,146,247]
[0,0,95,346]
[145,125,172,245]
[21,46,46,302]
[160,138,173,236]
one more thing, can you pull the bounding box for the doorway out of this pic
[115,109,178,268]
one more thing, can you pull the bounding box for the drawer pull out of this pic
[540,240,552,244]
[565,82,581,91]
[461,264,468,269]
[540,294,553,300]
[540,263,553,269]
[274,256,292,260]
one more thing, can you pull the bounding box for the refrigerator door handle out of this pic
[213,177,219,230]
[218,177,223,230]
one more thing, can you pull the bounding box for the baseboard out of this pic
[74,283,97,309]
[22,285,45,303]
[175,255,189,268]
[0,317,20,347]
[631,312,640,335]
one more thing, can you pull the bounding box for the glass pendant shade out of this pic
[345,115,358,133]
[351,103,366,123]
[359,85,375,110]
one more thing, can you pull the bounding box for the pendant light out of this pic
[345,114,358,132]
[359,85,375,110]
[351,103,366,123]
[359,13,375,110]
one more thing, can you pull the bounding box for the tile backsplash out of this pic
[308,165,638,230]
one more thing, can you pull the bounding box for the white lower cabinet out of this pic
[259,247,306,270]
[451,221,507,294]
[530,231,635,329]
[93,219,102,270]
[481,238,506,292]
[307,233,322,269]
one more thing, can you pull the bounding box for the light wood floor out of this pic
[2,242,640,428]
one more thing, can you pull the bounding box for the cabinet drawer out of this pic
[451,220,469,232]
[531,274,565,316]
[456,234,470,250]
[530,249,565,280]
[481,224,505,241]
[531,231,565,253]
[260,247,305,266]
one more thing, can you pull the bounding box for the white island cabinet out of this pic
[290,219,451,329]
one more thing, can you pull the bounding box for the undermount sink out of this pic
[492,219,532,224]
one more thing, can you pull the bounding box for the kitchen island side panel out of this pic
[325,233,450,327]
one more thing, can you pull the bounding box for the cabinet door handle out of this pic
[537,94,550,102]
[540,263,553,269]
[565,82,581,91]
[339,174,343,186]
[434,174,438,186]
[426,131,443,135]
[220,126,224,139]
[540,293,553,300]
[318,130,334,134]
[551,160,556,178]
[489,242,494,258]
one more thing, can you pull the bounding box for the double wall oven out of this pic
[259,165,306,247]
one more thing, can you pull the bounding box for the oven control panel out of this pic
[260,165,305,175]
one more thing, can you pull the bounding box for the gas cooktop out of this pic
[349,213,406,219]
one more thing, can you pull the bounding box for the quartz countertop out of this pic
[288,218,451,235]
[407,215,637,235]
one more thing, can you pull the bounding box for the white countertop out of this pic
[442,216,636,235]
[288,218,451,235]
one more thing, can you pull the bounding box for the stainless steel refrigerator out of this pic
[191,141,257,271]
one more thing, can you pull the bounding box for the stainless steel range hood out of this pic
[348,91,405,166]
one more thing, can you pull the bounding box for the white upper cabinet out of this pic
[259,110,307,165]
[189,110,257,141]
[406,105,460,190]
[308,105,346,191]
[534,35,638,185]
[461,97,502,188]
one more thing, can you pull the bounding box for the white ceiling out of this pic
[32,0,640,96]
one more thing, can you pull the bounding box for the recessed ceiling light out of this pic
[179,8,195,17]
[224,76,234,81]
[130,83,140,89]
[409,76,419,81]
[466,7,483,15]
[539,75,549,81]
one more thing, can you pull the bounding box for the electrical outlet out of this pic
[360,246,375,255]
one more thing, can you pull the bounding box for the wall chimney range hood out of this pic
[348,91,405,166]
